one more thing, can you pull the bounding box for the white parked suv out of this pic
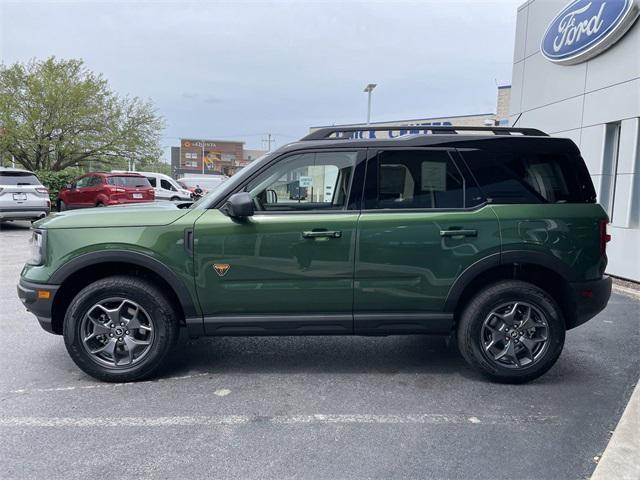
[0,167,50,222]
[111,171,191,201]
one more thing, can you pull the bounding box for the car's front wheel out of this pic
[63,275,179,382]
[456,280,565,383]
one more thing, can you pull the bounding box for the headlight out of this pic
[28,229,46,266]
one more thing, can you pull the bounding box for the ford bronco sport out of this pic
[17,126,612,383]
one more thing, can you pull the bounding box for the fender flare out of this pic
[49,249,198,317]
[444,250,575,312]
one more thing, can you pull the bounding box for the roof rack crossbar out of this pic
[301,125,548,141]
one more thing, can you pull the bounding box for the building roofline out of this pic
[311,112,496,129]
[179,138,245,145]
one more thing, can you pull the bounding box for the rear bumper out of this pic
[17,278,59,334]
[0,207,50,220]
[568,276,612,329]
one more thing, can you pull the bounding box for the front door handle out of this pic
[440,229,477,237]
[302,230,342,239]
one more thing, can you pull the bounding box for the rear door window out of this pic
[364,149,469,209]
[461,150,596,204]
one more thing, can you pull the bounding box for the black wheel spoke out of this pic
[481,301,550,370]
[81,297,154,369]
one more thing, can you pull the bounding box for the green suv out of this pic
[17,126,612,383]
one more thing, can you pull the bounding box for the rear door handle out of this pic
[440,229,477,237]
[302,230,342,239]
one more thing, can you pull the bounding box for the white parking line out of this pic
[8,372,210,395]
[0,413,561,427]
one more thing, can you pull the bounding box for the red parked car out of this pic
[57,172,154,210]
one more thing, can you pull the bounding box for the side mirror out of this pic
[265,189,277,204]
[222,192,254,218]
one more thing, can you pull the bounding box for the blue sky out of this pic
[1,0,523,157]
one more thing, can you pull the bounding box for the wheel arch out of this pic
[49,251,197,334]
[446,251,577,329]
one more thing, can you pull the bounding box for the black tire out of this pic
[170,196,180,202]
[58,200,67,211]
[63,275,179,382]
[95,202,104,207]
[456,280,565,384]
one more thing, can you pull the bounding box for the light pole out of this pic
[363,83,377,124]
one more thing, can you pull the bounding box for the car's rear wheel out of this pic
[63,275,179,382]
[456,280,565,383]
[58,200,67,211]
[170,196,180,202]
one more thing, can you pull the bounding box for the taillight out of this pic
[599,219,611,255]
[36,187,49,194]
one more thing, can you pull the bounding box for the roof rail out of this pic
[301,125,548,141]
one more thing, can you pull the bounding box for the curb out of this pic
[591,382,640,480]
[612,284,640,300]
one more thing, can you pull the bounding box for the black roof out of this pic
[276,126,579,155]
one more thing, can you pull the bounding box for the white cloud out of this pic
[1,0,523,152]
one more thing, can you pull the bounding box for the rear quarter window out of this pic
[461,149,596,204]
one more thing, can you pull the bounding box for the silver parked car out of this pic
[0,167,50,222]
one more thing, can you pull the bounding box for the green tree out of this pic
[0,57,165,172]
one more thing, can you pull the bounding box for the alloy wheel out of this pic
[480,301,550,369]
[80,297,155,368]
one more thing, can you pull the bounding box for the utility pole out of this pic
[201,141,205,175]
[267,133,272,151]
[363,83,377,124]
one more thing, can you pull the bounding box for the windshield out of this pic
[107,176,151,188]
[0,172,41,186]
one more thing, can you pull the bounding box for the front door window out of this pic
[246,151,357,212]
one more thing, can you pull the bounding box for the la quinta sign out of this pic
[541,0,639,65]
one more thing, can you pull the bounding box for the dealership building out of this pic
[509,0,639,282]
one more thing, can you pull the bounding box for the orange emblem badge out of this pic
[213,264,231,277]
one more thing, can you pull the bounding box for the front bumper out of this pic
[568,276,612,329]
[17,278,59,334]
[0,207,50,221]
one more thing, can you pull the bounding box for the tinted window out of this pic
[160,179,176,191]
[107,176,151,188]
[246,151,356,211]
[147,176,157,187]
[462,150,596,204]
[75,176,91,188]
[88,176,103,186]
[364,150,466,209]
[0,172,41,186]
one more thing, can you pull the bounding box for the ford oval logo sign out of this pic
[541,0,640,65]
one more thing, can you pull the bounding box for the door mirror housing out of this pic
[221,192,254,218]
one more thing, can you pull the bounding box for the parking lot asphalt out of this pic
[1,220,638,480]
